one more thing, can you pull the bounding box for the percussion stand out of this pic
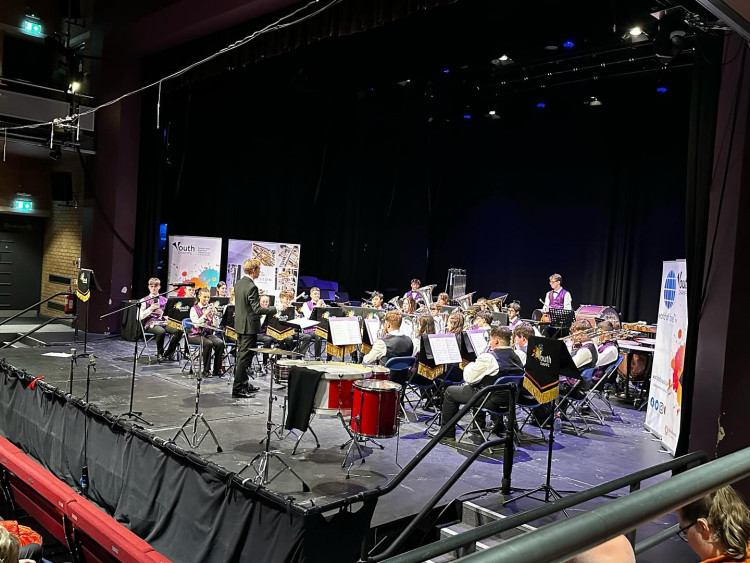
[240,349,309,492]
[170,367,223,452]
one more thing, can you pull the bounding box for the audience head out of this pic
[678,486,750,561]
[563,535,635,563]
[0,526,20,563]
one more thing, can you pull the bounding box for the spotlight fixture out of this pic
[491,55,514,66]
[629,26,643,36]
[488,110,496,115]
[562,40,575,49]
[585,96,603,106]
[67,81,81,94]
[656,85,668,93]
[536,102,546,109]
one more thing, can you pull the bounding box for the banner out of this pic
[168,236,223,296]
[226,239,301,299]
[644,260,688,454]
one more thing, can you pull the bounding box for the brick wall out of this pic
[40,163,84,317]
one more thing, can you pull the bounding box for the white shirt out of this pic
[462,345,513,385]
[515,347,527,366]
[572,345,594,369]
[190,304,214,329]
[363,328,407,364]
[596,342,619,367]
[543,287,572,311]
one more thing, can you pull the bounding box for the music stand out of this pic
[238,348,309,491]
[505,336,580,511]
[75,268,101,358]
[547,308,576,339]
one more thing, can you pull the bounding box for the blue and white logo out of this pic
[663,271,677,309]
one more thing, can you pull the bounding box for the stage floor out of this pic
[0,336,693,560]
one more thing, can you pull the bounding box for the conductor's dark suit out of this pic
[233,275,276,394]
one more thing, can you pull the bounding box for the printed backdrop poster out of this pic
[168,236,223,296]
[644,259,688,455]
[226,239,301,298]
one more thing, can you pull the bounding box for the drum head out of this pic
[531,309,544,322]
[355,379,402,392]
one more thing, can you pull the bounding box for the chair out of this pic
[137,320,157,363]
[555,369,595,436]
[181,319,202,375]
[384,356,417,417]
[516,384,550,442]
[458,374,524,451]
[579,355,624,422]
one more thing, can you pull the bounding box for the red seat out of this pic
[68,501,170,563]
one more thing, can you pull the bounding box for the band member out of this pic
[472,310,492,331]
[543,273,572,310]
[189,288,225,378]
[433,326,524,440]
[476,297,489,312]
[233,258,276,398]
[272,291,296,353]
[507,302,522,331]
[404,279,422,301]
[512,322,535,365]
[400,297,417,336]
[138,278,182,362]
[216,281,228,297]
[437,292,450,307]
[228,286,236,305]
[429,302,446,333]
[185,286,196,298]
[401,297,417,314]
[590,320,620,379]
[370,292,385,310]
[362,310,413,365]
[299,287,325,360]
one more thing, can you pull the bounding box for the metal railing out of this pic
[382,450,707,563]
[454,447,750,563]
[0,292,77,349]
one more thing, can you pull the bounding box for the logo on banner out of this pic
[531,344,552,367]
[663,271,677,309]
[172,241,196,253]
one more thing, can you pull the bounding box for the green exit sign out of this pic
[13,200,33,212]
[21,19,43,36]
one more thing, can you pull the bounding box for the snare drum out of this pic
[309,362,371,414]
[351,380,401,438]
[273,359,307,383]
[369,366,391,380]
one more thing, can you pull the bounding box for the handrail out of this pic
[634,524,680,555]
[365,385,517,562]
[300,382,518,517]
[1,316,77,349]
[381,450,707,563]
[455,447,750,563]
[0,292,74,328]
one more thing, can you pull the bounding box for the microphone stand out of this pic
[101,284,190,426]
[68,347,77,394]
[80,354,95,497]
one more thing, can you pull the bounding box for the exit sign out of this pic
[13,199,33,212]
[21,18,43,36]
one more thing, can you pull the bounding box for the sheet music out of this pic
[428,333,462,365]
[328,316,362,346]
[364,317,381,344]
[466,329,489,355]
[286,318,319,330]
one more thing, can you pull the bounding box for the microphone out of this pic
[172,282,196,288]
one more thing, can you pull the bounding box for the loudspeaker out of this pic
[51,172,73,201]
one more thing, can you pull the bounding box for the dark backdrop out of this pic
[135,1,690,323]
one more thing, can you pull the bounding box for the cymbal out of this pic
[248,347,303,357]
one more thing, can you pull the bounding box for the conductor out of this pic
[232,258,277,398]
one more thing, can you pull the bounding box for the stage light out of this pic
[442,69,450,74]
[488,110,496,115]
[499,55,509,61]
[562,40,575,49]
[68,81,81,94]
[463,114,471,120]
[536,102,546,108]
[585,96,603,106]
[629,26,643,36]
[656,85,668,93]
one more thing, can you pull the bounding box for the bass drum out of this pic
[575,305,621,329]
[531,309,550,323]
[617,342,651,382]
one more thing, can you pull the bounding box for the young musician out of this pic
[433,326,524,440]
[472,310,492,331]
[429,303,446,333]
[543,273,572,310]
[299,287,325,360]
[590,320,620,381]
[400,297,417,337]
[189,287,225,377]
[216,281,228,297]
[476,297,489,312]
[437,292,450,307]
[138,277,182,362]
[507,302,522,331]
[370,292,385,310]
[362,310,413,365]
[512,322,535,365]
[404,279,422,301]
[272,291,296,353]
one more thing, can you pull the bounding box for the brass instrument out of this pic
[453,292,476,312]
[415,284,437,311]
[485,295,505,312]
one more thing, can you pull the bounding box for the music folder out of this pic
[523,335,580,403]
[165,297,196,323]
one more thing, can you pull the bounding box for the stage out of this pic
[0,336,692,562]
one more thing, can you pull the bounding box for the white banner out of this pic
[167,236,223,297]
[644,260,688,454]
[226,239,301,299]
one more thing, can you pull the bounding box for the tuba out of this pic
[453,291,476,311]
[415,284,437,311]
